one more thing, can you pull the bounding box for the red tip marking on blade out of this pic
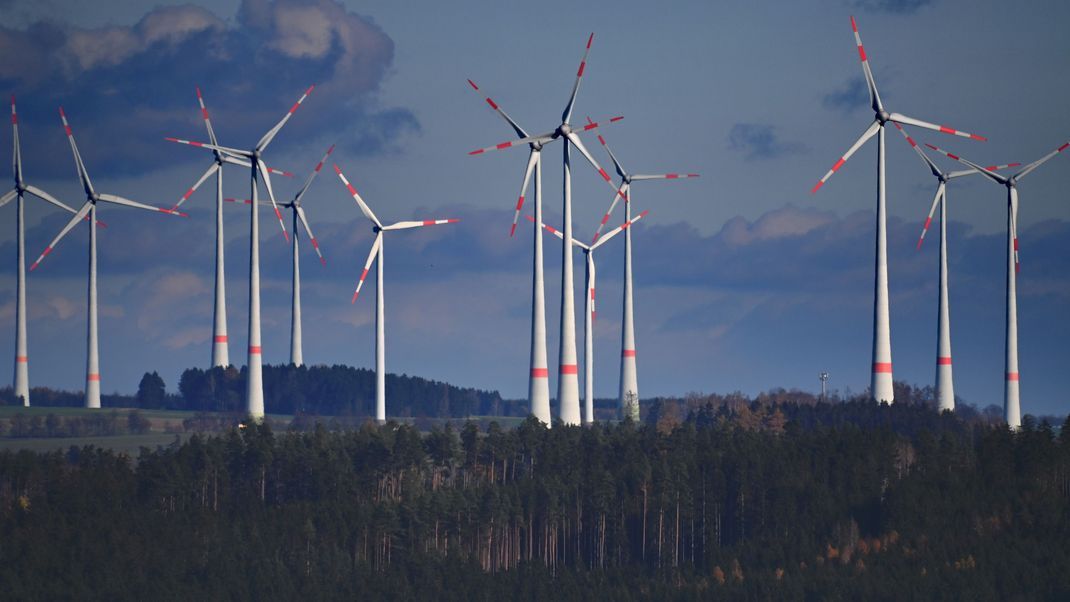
[1006,372,1019,381]
[249,346,262,354]
[622,350,636,358]
[468,149,485,155]
[332,164,342,174]
[688,174,700,178]
[971,134,986,141]
[560,364,578,375]
[872,362,893,373]
[59,107,66,118]
[447,218,459,223]
[586,33,593,49]
[29,262,39,271]
[531,368,549,378]
[610,116,623,122]
[597,135,606,145]
[15,356,27,363]
[87,373,101,382]
[351,291,360,304]
[214,335,228,343]
[320,257,327,266]
[509,223,517,237]
[486,97,498,110]
[515,195,524,211]
[305,84,315,95]
[467,79,478,90]
[577,61,586,77]
[638,210,649,218]
[1059,143,1070,152]
[937,357,952,365]
[850,16,858,32]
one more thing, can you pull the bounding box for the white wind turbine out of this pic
[925,139,1070,429]
[891,123,1020,412]
[468,33,626,425]
[587,121,698,420]
[169,86,292,369]
[1,96,78,406]
[30,107,185,409]
[529,209,648,424]
[333,163,459,423]
[810,16,985,403]
[465,78,552,425]
[166,85,314,420]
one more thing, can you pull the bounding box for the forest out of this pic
[1,399,1068,600]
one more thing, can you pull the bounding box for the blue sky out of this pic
[1,0,1068,415]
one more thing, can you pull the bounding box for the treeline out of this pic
[1,402,1068,599]
[0,364,514,419]
[2,411,152,438]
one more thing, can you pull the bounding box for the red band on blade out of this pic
[872,362,893,373]
[1059,143,1070,152]
[610,116,623,122]
[939,126,955,135]
[947,152,959,160]
[832,158,846,172]
[586,33,593,49]
[851,16,858,32]
[486,98,498,110]
[577,62,585,77]
[202,108,209,121]
[531,368,549,378]
[600,215,610,225]
[360,268,369,281]
[289,102,300,114]
[496,142,511,150]
[346,183,357,196]
[599,168,610,181]
[311,239,319,248]
[560,364,578,375]
[516,196,524,211]
[43,247,53,256]
[923,217,932,231]
[87,374,101,382]
[622,350,637,358]
[469,149,484,155]
[597,135,606,145]
[65,126,72,136]
[10,114,15,125]
[937,357,952,365]
[667,174,679,179]
[183,188,194,200]
[857,46,867,62]
[907,137,917,147]
[314,162,324,172]
[249,346,262,354]
[423,220,434,226]
[971,134,987,141]
[1014,239,1019,250]
[15,356,27,362]
[467,79,478,90]
[214,335,228,343]
[1006,372,1019,381]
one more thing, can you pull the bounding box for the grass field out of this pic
[0,432,192,455]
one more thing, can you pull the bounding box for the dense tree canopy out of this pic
[1,401,1068,599]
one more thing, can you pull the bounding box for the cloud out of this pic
[0,0,418,177]
[727,123,804,161]
[822,76,869,114]
[852,0,936,15]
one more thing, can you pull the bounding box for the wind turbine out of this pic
[166,85,314,421]
[465,79,552,425]
[333,163,459,423]
[468,33,626,425]
[30,107,185,409]
[810,16,986,403]
[169,87,292,369]
[587,121,698,420]
[529,209,648,424]
[283,144,332,366]
[1,96,78,406]
[891,123,1019,412]
[924,139,1070,429]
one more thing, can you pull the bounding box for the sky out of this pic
[0,0,1068,416]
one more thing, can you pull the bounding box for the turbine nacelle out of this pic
[877,110,891,124]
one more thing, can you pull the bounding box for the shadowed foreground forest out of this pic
[2,401,1069,600]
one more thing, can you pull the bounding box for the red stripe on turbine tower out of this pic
[87,374,101,381]
[622,350,637,358]
[249,346,262,354]
[1006,372,1020,381]
[531,368,549,378]
[560,364,578,375]
[15,356,27,363]
[873,362,893,373]
[214,335,228,343]
[937,357,952,365]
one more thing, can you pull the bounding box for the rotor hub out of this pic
[1007,177,1017,188]
[558,123,571,136]
[877,111,891,124]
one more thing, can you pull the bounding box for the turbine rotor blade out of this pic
[562,33,594,123]
[172,162,220,211]
[30,201,92,270]
[850,16,883,113]
[1014,140,1070,181]
[510,150,539,237]
[352,233,383,303]
[195,86,219,147]
[889,113,986,141]
[97,193,187,216]
[165,137,251,158]
[468,131,556,156]
[333,164,382,228]
[383,219,460,231]
[891,122,941,177]
[24,184,78,214]
[565,131,627,200]
[295,206,326,266]
[257,159,289,242]
[592,209,648,250]
[0,189,15,209]
[811,120,880,194]
[256,85,315,152]
[591,181,630,243]
[924,144,1007,185]
[293,144,335,205]
[466,78,528,139]
[917,182,945,250]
